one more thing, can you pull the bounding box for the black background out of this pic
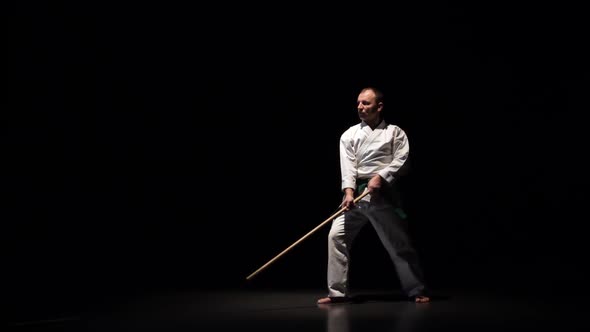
[7,2,589,321]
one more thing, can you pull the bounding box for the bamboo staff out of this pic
[246,190,370,280]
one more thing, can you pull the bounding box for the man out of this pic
[317,87,430,304]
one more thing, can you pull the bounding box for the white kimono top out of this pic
[339,120,409,196]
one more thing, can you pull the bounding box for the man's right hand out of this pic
[341,188,356,210]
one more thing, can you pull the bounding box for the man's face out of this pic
[357,90,381,124]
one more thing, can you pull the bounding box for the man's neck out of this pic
[365,118,382,130]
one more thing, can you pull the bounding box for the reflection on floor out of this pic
[10,288,586,331]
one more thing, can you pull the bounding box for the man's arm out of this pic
[377,126,410,184]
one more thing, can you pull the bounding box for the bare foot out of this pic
[317,297,352,305]
[414,295,430,303]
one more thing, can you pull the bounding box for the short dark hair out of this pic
[360,87,384,104]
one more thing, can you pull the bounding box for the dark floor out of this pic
[10,287,588,331]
